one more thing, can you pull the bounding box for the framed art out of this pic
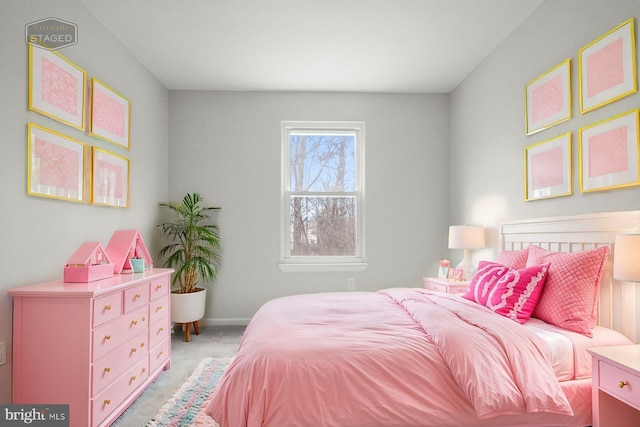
[525,59,571,135]
[27,122,86,203]
[28,44,86,130]
[579,18,637,114]
[524,132,572,201]
[90,78,131,149]
[579,109,640,193]
[91,147,130,207]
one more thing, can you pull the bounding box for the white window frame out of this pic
[280,121,367,272]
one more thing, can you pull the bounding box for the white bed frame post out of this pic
[499,210,640,343]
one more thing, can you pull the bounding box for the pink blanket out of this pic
[206,289,583,427]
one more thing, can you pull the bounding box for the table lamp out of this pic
[614,234,640,282]
[448,225,485,281]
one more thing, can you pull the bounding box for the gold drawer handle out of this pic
[619,381,629,388]
[104,399,111,405]
[134,293,141,299]
[130,375,137,382]
[158,327,164,333]
[104,367,111,373]
[131,320,138,325]
[104,305,112,310]
[141,368,146,374]
[142,317,146,321]
[131,347,137,353]
[156,284,163,290]
[104,335,111,340]
[156,306,163,312]
[158,350,163,357]
[140,342,145,348]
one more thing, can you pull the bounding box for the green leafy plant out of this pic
[158,193,221,294]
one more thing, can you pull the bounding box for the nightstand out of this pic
[588,345,640,427]
[422,277,470,294]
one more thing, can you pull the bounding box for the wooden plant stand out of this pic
[178,321,200,342]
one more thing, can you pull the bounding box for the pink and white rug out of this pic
[146,357,232,427]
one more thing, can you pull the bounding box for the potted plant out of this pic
[158,193,221,340]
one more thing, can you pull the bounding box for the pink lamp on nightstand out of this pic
[448,225,485,281]
[614,234,640,282]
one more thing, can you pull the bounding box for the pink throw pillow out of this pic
[527,245,610,337]
[485,263,550,324]
[463,261,509,305]
[496,247,530,269]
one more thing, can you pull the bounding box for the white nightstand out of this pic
[588,345,640,427]
[422,277,470,294]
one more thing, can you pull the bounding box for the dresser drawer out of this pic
[93,292,122,327]
[599,360,640,410]
[124,283,149,313]
[92,306,148,361]
[92,358,149,426]
[150,338,170,373]
[149,295,169,325]
[150,276,170,301]
[149,317,170,349]
[92,332,148,395]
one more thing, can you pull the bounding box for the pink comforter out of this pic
[206,289,583,427]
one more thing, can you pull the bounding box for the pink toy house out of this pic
[105,229,153,274]
[63,241,115,282]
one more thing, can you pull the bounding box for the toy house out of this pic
[63,241,115,282]
[105,230,153,274]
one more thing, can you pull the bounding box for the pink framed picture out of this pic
[27,122,86,203]
[90,78,131,149]
[28,45,86,130]
[91,147,130,208]
[524,132,572,201]
[525,59,571,135]
[579,18,637,114]
[579,109,640,193]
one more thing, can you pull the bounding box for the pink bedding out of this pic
[205,289,593,427]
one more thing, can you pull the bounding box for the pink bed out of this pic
[205,288,630,427]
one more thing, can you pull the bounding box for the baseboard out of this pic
[199,317,252,327]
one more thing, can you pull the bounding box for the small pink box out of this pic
[63,242,115,283]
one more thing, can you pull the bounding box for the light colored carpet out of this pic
[111,325,245,427]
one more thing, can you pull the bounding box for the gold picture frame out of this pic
[525,59,571,135]
[579,18,637,114]
[27,123,86,203]
[90,147,130,208]
[90,78,131,149]
[524,132,572,201]
[579,109,640,193]
[28,44,86,130]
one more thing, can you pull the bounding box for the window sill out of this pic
[279,262,368,273]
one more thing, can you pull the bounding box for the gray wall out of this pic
[169,91,450,323]
[450,0,640,247]
[0,1,170,402]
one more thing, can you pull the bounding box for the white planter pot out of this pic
[170,288,207,323]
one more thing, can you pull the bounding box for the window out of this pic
[280,121,366,272]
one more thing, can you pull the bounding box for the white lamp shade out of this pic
[614,234,640,282]
[448,225,485,250]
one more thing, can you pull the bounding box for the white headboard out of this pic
[499,210,640,343]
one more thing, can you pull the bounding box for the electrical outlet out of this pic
[0,341,6,366]
[347,277,356,291]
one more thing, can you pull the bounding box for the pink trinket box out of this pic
[63,241,115,282]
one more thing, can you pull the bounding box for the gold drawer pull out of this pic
[142,317,146,321]
[131,347,137,353]
[140,342,145,348]
[156,284,163,290]
[158,327,164,333]
[158,350,163,357]
[104,367,111,373]
[156,306,163,312]
[141,368,146,374]
[104,399,111,405]
[104,305,112,310]
[619,381,629,388]
[130,375,136,382]
[104,335,111,340]
[134,293,141,299]
[131,320,138,325]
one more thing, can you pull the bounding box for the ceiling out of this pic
[80,0,542,93]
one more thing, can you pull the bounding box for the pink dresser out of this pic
[8,268,173,427]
